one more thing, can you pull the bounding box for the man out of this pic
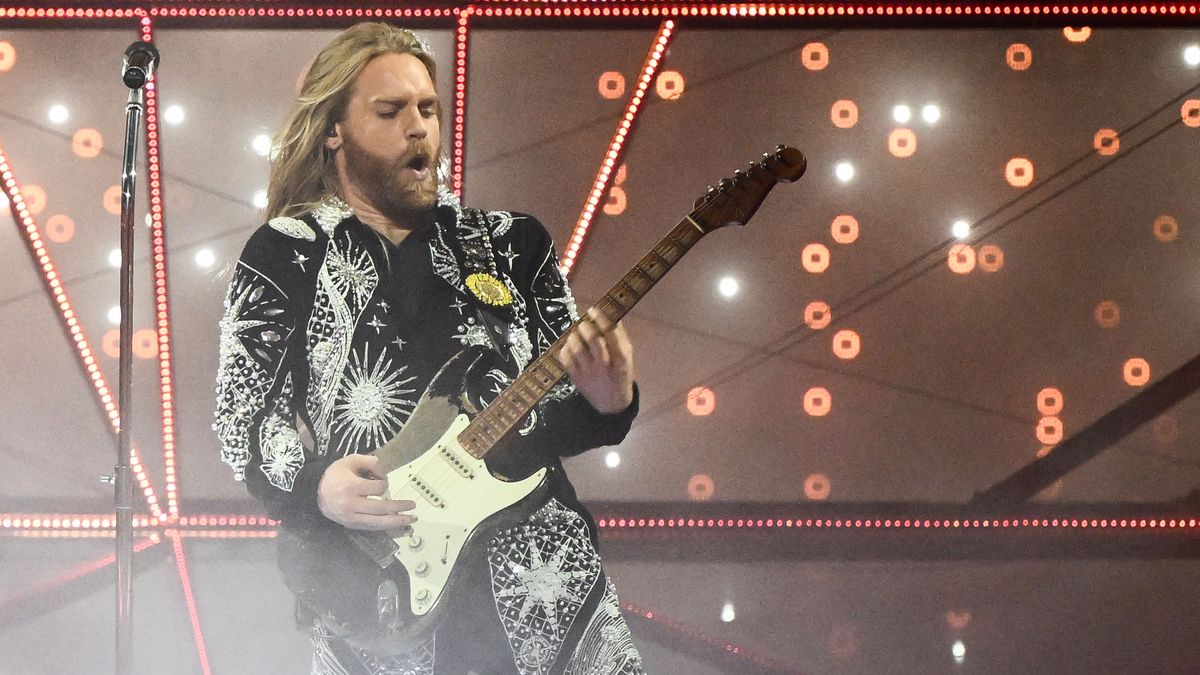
[214,22,645,675]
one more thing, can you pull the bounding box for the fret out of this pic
[605,290,631,313]
[626,269,652,293]
[616,276,643,300]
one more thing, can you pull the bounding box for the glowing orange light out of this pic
[102,328,120,358]
[0,41,14,72]
[1006,43,1033,70]
[804,301,832,329]
[804,472,831,500]
[830,99,858,128]
[977,244,1004,272]
[687,473,714,501]
[22,183,45,215]
[1063,26,1092,41]
[1153,415,1179,445]
[598,71,626,99]
[603,185,626,215]
[1182,99,1200,128]
[946,610,972,630]
[832,330,860,360]
[1037,445,1054,458]
[72,128,103,159]
[801,243,830,273]
[1006,158,1034,187]
[655,70,684,100]
[46,214,75,243]
[103,185,122,215]
[1123,357,1150,386]
[1094,300,1120,328]
[615,163,627,185]
[1153,215,1179,242]
[1093,128,1119,155]
[686,386,715,416]
[888,128,917,158]
[800,42,829,71]
[133,329,158,360]
[830,215,859,244]
[1037,387,1064,416]
[803,387,832,416]
[948,243,976,274]
[1036,416,1063,445]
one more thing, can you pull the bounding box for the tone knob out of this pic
[407,534,423,550]
[415,588,430,602]
[414,561,430,577]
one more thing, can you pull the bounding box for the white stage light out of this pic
[108,306,121,325]
[952,220,971,239]
[892,104,912,124]
[922,103,942,125]
[952,639,966,664]
[835,162,855,184]
[718,276,739,298]
[164,104,185,125]
[48,104,69,124]
[605,451,620,468]
[194,248,216,269]
[108,248,122,267]
[252,134,272,157]
[720,602,736,623]
[253,190,269,209]
[1185,45,1200,67]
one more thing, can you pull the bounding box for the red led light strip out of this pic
[5,512,1198,533]
[140,18,181,520]
[597,516,1200,530]
[452,7,471,197]
[170,532,212,675]
[0,537,160,614]
[0,3,1197,22]
[559,20,675,277]
[622,600,792,673]
[0,143,165,522]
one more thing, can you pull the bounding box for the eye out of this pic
[419,104,438,118]
[378,110,398,119]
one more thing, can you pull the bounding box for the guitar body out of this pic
[278,348,551,655]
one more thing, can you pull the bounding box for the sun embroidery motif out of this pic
[332,345,417,453]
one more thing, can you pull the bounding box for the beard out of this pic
[341,132,440,224]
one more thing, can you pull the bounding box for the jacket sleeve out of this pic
[492,212,639,459]
[213,223,334,524]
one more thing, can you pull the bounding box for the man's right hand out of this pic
[317,454,418,532]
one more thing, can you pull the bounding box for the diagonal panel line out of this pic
[559,19,676,277]
[169,532,213,675]
[141,18,180,519]
[0,141,165,521]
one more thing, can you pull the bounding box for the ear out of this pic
[323,122,342,151]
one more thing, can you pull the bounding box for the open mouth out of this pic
[405,155,430,172]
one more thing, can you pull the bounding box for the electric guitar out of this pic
[278,145,807,654]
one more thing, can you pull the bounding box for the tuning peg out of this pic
[718,178,733,189]
[775,144,785,152]
[733,169,744,179]
[706,184,716,194]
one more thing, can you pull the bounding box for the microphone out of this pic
[122,41,160,89]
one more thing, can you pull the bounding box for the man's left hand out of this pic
[556,307,635,414]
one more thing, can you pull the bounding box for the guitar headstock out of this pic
[691,145,807,233]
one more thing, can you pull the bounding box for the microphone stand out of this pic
[113,40,156,675]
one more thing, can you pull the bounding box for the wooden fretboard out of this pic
[456,215,710,458]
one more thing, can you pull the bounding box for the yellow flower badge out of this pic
[465,273,513,307]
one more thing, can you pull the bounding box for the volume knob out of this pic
[407,534,423,551]
[414,561,430,577]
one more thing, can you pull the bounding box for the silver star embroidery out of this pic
[450,297,467,314]
[392,336,406,351]
[496,544,590,626]
[379,299,390,313]
[491,382,505,397]
[366,316,386,334]
[293,251,308,272]
[500,243,520,266]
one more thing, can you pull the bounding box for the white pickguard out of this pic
[382,414,546,615]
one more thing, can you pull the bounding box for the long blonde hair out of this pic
[266,23,438,219]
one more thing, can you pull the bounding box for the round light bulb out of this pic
[892,104,912,124]
[922,103,942,125]
[163,104,185,126]
[252,190,269,209]
[48,104,69,125]
[952,220,971,239]
[194,248,215,269]
[107,306,121,325]
[604,451,620,468]
[718,276,739,298]
[251,134,272,157]
[835,162,855,183]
